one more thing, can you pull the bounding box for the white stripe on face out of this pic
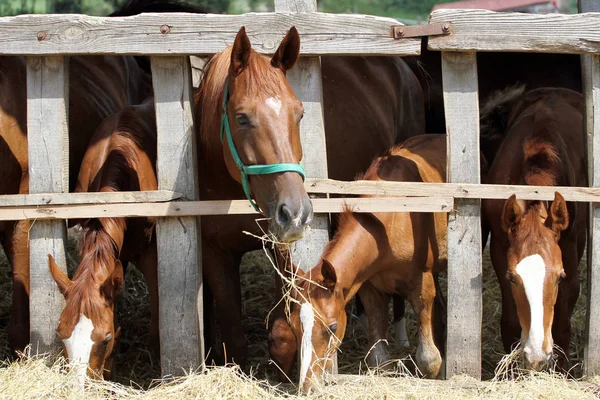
[265,96,282,116]
[515,254,546,361]
[63,313,95,387]
[299,302,315,388]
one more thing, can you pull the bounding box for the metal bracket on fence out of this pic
[391,22,452,39]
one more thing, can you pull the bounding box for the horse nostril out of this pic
[277,203,293,227]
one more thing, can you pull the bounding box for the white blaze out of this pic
[299,302,315,388]
[515,254,546,361]
[265,96,282,116]
[63,313,95,388]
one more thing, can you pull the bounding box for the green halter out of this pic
[221,79,306,212]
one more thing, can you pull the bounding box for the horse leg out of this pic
[358,282,391,369]
[393,295,410,349]
[355,295,368,331]
[4,220,31,353]
[203,245,247,368]
[407,270,442,379]
[268,247,297,382]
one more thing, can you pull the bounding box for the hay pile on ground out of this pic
[0,231,591,388]
[1,353,599,400]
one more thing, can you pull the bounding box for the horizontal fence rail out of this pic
[0,12,420,56]
[429,9,600,54]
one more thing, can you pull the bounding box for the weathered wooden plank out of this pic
[442,52,482,379]
[580,0,600,377]
[429,9,600,54]
[151,56,203,377]
[275,0,333,374]
[305,179,600,202]
[0,197,455,221]
[26,55,69,354]
[0,190,180,207]
[0,12,419,56]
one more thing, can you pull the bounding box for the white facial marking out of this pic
[63,313,95,387]
[395,317,411,349]
[265,96,282,116]
[515,254,546,362]
[299,302,315,388]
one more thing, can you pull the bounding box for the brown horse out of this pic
[482,87,587,369]
[49,97,158,382]
[287,134,448,392]
[195,26,425,368]
[0,54,150,354]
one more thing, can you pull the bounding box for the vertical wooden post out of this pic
[274,0,334,372]
[579,0,600,377]
[151,56,203,376]
[26,55,69,354]
[442,51,482,379]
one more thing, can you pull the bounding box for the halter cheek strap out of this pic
[220,79,306,212]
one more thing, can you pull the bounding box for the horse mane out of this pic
[196,47,287,154]
[110,0,208,16]
[521,107,564,188]
[64,218,124,325]
[110,0,208,73]
[480,83,526,143]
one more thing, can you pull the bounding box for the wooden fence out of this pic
[2,0,600,380]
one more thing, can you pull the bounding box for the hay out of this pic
[0,229,592,392]
[0,353,599,400]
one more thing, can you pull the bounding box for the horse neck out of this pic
[324,214,382,303]
[195,52,244,200]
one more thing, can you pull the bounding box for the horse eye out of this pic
[557,271,566,284]
[236,114,250,127]
[103,333,113,344]
[329,322,338,334]
[507,273,516,284]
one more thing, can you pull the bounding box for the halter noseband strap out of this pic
[220,78,306,212]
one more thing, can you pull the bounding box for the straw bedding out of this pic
[0,231,595,398]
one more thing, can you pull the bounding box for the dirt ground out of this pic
[0,231,589,387]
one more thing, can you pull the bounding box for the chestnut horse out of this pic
[0,54,150,354]
[482,87,587,369]
[288,134,449,392]
[195,26,425,369]
[49,97,158,381]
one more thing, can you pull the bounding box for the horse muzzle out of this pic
[271,193,313,243]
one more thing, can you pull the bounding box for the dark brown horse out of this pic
[194,27,425,368]
[482,87,587,369]
[288,134,448,393]
[48,97,158,383]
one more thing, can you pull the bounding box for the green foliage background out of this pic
[0,0,579,21]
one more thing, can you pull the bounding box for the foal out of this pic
[49,98,158,382]
[482,87,586,369]
[289,134,448,392]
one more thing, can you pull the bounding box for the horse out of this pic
[48,97,158,382]
[0,54,150,355]
[194,25,426,370]
[481,87,587,370]
[287,134,450,393]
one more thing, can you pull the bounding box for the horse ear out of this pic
[271,26,300,74]
[550,191,569,233]
[230,26,252,76]
[48,254,71,297]
[101,260,124,305]
[501,194,523,233]
[320,259,337,291]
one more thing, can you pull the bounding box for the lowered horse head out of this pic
[48,220,125,384]
[501,192,569,370]
[198,26,312,243]
[289,259,346,393]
